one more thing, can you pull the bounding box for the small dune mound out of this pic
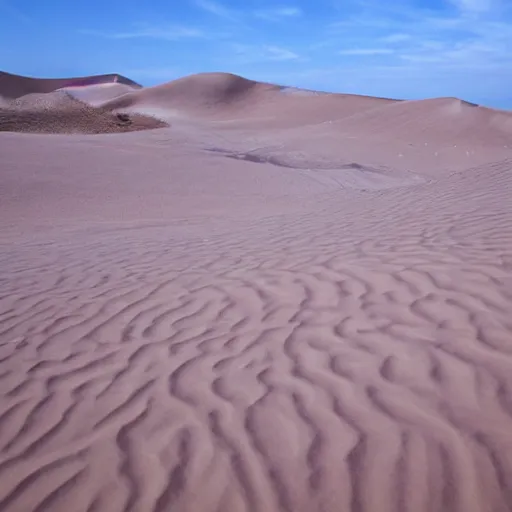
[0,72,162,134]
[9,90,79,111]
[0,92,167,134]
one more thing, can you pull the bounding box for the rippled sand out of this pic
[1,72,512,512]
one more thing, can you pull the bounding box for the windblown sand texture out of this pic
[1,71,512,512]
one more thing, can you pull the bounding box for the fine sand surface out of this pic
[1,71,512,512]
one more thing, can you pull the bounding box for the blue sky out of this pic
[1,0,511,108]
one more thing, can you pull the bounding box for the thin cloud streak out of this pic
[81,25,207,41]
[195,0,238,20]
[254,7,303,20]
[380,33,411,43]
[228,43,301,64]
[264,45,301,60]
[339,48,394,55]
[450,0,496,13]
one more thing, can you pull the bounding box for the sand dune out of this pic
[0,71,140,100]
[100,72,396,126]
[100,72,277,114]
[1,71,512,512]
[329,96,512,148]
[241,97,512,176]
[97,72,511,171]
[0,74,164,134]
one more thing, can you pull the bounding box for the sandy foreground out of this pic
[1,72,512,512]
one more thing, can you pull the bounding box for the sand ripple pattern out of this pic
[1,163,512,512]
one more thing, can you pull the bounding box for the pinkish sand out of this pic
[1,71,512,512]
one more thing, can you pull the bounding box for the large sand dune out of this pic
[100,72,396,126]
[1,71,512,512]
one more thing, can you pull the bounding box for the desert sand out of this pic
[1,71,512,512]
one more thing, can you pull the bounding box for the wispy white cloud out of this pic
[195,0,238,20]
[81,24,206,41]
[254,6,303,21]
[449,0,496,13]
[229,43,301,64]
[399,39,505,67]
[326,0,511,68]
[339,48,394,55]
[380,33,411,43]
[285,0,510,105]
[264,45,301,60]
